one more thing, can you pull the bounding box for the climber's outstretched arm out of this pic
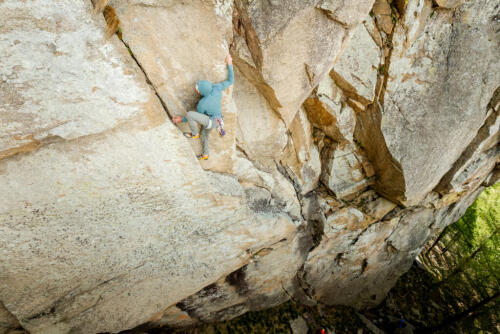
[213,55,234,91]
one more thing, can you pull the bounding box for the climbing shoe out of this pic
[198,155,209,160]
[183,132,200,139]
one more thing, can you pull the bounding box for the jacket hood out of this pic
[197,80,213,96]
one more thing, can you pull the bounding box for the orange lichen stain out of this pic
[103,6,120,39]
[148,310,164,322]
[13,134,35,141]
[401,73,417,83]
[92,86,98,93]
[0,139,41,161]
[303,97,338,128]
[415,79,431,85]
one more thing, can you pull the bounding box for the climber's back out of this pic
[195,65,234,120]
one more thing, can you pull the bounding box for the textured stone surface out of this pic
[318,0,377,27]
[0,2,295,333]
[332,22,381,107]
[233,67,287,165]
[148,225,310,328]
[111,0,237,173]
[371,0,394,34]
[232,1,349,126]
[0,303,19,334]
[435,0,465,9]
[0,125,295,334]
[1,0,499,333]
[437,92,500,193]
[301,192,486,308]
[302,203,398,307]
[281,109,322,194]
[303,78,356,144]
[321,143,374,199]
[0,0,164,161]
[357,0,500,205]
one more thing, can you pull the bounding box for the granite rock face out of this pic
[0,0,498,333]
[356,0,500,205]
[231,0,375,126]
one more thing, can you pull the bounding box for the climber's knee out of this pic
[186,111,197,121]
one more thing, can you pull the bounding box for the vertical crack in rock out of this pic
[0,300,23,334]
[294,263,318,306]
[361,258,368,274]
[231,0,285,120]
[119,40,172,121]
[232,0,264,70]
[91,1,172,121]
[276,161,304,201]
[353,3,407,205]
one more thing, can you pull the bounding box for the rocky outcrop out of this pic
[356,0,500,205]
[231,0,375,126]
[0,0,498,333]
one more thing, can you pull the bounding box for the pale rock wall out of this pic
[0,0,498,333]
[109,0,237,173]
[232,0,376,126]
[358,0,500,205]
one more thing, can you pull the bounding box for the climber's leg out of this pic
[200,126,213,158]
[186,111,210,136]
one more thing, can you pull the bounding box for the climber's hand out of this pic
[226,54,232,65]
[172,115,183,124]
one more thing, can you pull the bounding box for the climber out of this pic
[172,55,234,160]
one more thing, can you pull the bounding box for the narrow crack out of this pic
[0,300,22,332]
[119,39,172,120]
[90,0,168,110]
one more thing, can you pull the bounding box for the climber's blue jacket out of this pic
[183,65,234,122]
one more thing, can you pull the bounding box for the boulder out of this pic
[290,316,309,334]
